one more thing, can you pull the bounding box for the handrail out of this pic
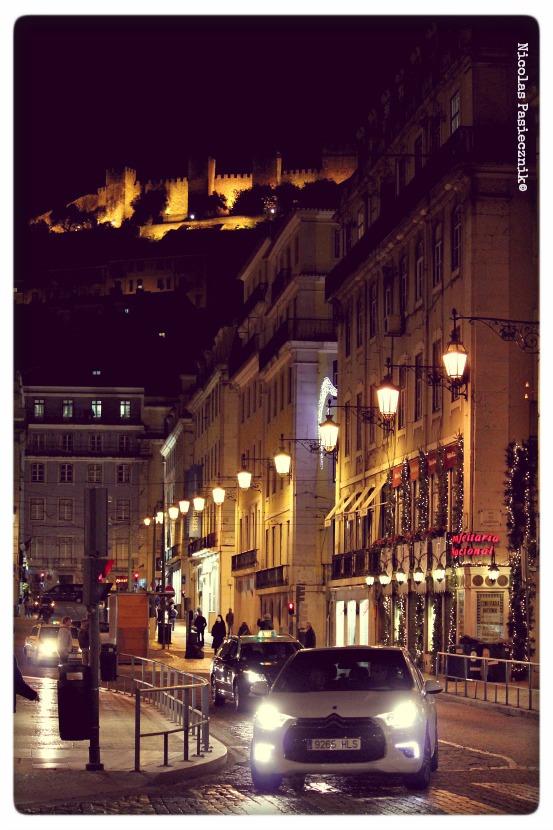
[108,653,211,771]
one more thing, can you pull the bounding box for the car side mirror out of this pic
[251,680,269,696]
[424,679,443,694]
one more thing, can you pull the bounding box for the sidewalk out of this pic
[146,619,215,676]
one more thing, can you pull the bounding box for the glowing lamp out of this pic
[212,486,226,505]
[488,561,500,583]
[379,570,391,586]
[168,505,179,521]
[443,329,468,381]
[237,469,252,490]
[156,511,164,524]
[376,375,399,418]
[365,574,375,587]
[434,565,446,583]
[274,449,292,476]
[395,567,407,585]
[193,496,205,512]
[143,517,151,526]
[413,566,425,584]
[319,415,339,453]
[179,500,190,514]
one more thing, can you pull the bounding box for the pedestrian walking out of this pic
[169,603,178,631]
[194,608,207,646]
[304,621,316,648]
[78,619,90,665]
[57,616,73,663]
[237,621,250,636]
[225,608,235,635]
[14,655,39,712]
[211,615,226,652]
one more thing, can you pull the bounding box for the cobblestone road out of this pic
[18,698,539,816]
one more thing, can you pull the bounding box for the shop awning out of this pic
[357,480,384,517]
[344,487,372,516]
[324,491,358,527]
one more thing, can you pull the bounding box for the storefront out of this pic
[191,549,220,631]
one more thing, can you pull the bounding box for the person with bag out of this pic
[211,615,226,652]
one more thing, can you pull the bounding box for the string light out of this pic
[414,595,425,666]
[397,594,407,647]
[400,458,412,534]
[382,596,392,646]
[416,449,429,532]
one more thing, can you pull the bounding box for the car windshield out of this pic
[240,642,298,663]
[272,649,414,693]
[39,626,60,641]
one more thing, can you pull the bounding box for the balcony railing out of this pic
[239,282,268,322]
[188,532,217,556]
[330,550,373,580]
[255,564,288,590]
[270,268,292,304]
[259,317,336,369]
[228,334,259,377]
[231,549,258,572]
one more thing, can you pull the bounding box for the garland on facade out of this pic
[381,595,391,645]
[397,594,407,647]
[504,441,537,673]
[414,595,425,667]
[384,469,395,539]
[400,458,412,535]
[416,448,429,532]
[435,444,448,531]
[446,591,457,650]
[431,595,443,663]
[452,433,464,534]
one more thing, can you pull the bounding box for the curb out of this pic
[438,690,539,719]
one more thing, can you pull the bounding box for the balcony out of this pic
[28,413,143,426]
[270,268,292,304]
[255,564,288,590]
[232,548,258,572]
[25,445,151,458]
[330,550,371,580]
[239,282,268,322]
[326,126,515,300]
[259,317,336,369]
[228,334,259,377]
[167,543,180,562]
[188,532,217,556]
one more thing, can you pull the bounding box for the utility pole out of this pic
[84,487,108,772]
[160,468,167,649]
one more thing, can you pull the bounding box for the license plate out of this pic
[308,737,361,751]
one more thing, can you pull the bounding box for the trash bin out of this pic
[100,643,117,681]
[157,622,172,645]
[57,664,92,740]
[445,648,466,679]
[185,628,204,659]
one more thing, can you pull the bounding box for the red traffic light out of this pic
[133,572,139,580]
[287,601,295,615]
[40,572,45,579]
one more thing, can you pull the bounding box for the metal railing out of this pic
[435,651,539,711]
[255,564,288,589]
[104,653,211,771]
[232,548,258,571]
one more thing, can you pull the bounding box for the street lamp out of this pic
[376,373,400,419]
[443,315,468,383]
[193,496,205,512]
[488,559,500,583]
[237,467,253,490]
[156,510,164,524]
[365,574,375,587]
[319,414,340,453]
[378,570,391,586]
[168,505,179,521]
[212,485,226,505]
[433,564,446,583]
[179,499,190,514]
[144,517,151,527]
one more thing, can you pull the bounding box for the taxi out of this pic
[23,623,82,665]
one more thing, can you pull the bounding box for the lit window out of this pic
[62,399,73,419]
[92,369,101,376]
[33,399,45,419]
[120,400,131,419]
[92,400,102,419]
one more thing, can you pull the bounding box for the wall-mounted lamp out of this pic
[212,485,226,505]
[365,574,375,587]
[433,564,446,583]
[193,496,205,512]
[179,499,190,514]
[394,566,408,585]
[156,510,164,524]
[412,565,425,584]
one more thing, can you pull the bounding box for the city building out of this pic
[324,23,538,663]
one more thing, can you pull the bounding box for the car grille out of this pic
[283,715,386,763]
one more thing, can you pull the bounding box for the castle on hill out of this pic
[34,151,357,232]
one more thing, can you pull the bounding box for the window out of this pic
[415,239,424,301]
[288,367,293,404]
[90,434,102,452]
[398,367,407,430]
[344,402,351,457]
[432,340,442,412]
[356,292,364,348]
[58,537,73,562]
[369,282,378,338]
[414,354,423,421]
[334,229,340,258]
[33,399,45,419]
[59,463,73,483]
[31,434,45,452]
[430,116,441,153]
[267,387,271,422]
[31,538,43,561]
[87,464,103,483]
[116,499,130,521]
[414,134,423,173]
[120,400,131,419]
[273,381,277,417]
[115,540,129,568]
[62,399,73,419]
[432,223,443,287]
[384,281,393,317]
[117,464,130,484]
[119,434,130,453]
[357,206,365,240]
[280,373,284,411]
[355,393,363,451]
[61,433,73,452]
[368,385,376,445]
[399,255,408,315]
[451,205,462,271]
[450,91,461,134]
[92,400,102,419]
[31,463,45,482]
[344,303,352,357]
[30,498,44,521]
[59,498,73,521]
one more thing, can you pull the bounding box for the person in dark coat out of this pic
[211,615,226,652]
[225,608,235,635]
[304,621,316,648]
[194,608,207,645]
[14,656,39,712]
[258,614,273,631]
[237,621,250,636]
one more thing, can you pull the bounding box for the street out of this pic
[14,618,539,815]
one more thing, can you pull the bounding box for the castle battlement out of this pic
[282,168,320,177]
[214,172,252,181]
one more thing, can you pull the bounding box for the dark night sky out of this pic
[15,16,431,220]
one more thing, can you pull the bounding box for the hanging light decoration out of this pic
[319,414,339,453]
[168,505,179,520]
[434,564,446,582]
[379,569,391,586]
[365,574,375,587]
[212,485,226,505]
[179,499,190,514]
[413,565,425,584]
[395,566,407,585]
[488,560,500,583]
[193,496,205,512]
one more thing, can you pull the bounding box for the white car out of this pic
[250,645,442,793]
[23,624,82,665]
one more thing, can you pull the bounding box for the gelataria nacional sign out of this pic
[447,531,500,561]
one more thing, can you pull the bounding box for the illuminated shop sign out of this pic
[447,531,500,560]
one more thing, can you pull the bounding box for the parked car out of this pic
[23,623,82,665]
[211,631,302,711]
[249,645,442,793]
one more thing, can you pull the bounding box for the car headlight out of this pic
[39,642,58,656]
[255,703,292,731]
[245,669,265,684]
[379,700,419,729]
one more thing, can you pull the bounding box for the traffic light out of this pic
[83,557,114,606]
[287,601,295,616]
[296,584,305,603]
[133,571,139,581]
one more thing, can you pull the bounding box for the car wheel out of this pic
[289,775,306,793]
[211,676,225,706]
[430,732,439,771]
[234,681,247,712]
[251,764,282,793]
[403,732,432,791]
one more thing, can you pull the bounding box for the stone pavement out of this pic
[146,619,214,676]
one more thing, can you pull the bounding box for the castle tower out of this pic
[252,152,282,188]
[188,157,216,198]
